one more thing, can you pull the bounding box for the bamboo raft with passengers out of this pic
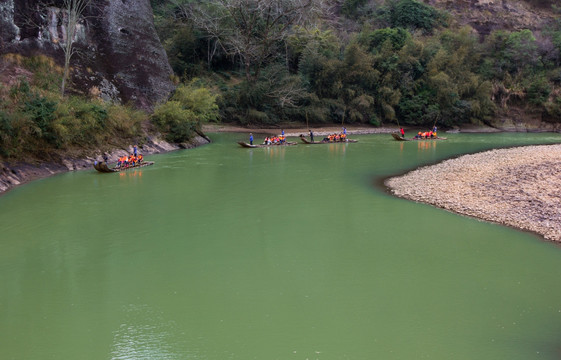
[238,141,297,148]
[391,133,447,141]
[93,153,154,173]
[238,134,297,148]
[93,160,154,173]
[299,134,358,144]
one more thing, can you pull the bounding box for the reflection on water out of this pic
[110,304,177,360]
[417,140,437,151]
[326,142,347,156]
[118,170,144,179]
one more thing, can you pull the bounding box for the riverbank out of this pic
[0,135,210,196]
[385,144,561,242]
[202,124,399,136]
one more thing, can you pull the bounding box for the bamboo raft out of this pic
[93,161,154,173]
[237,141,297,148]
[391,133,447,141]
[299,135,358,144]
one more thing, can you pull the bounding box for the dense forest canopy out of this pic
[152,0,561,128]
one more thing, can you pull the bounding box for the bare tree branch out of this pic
[174,0,330,82]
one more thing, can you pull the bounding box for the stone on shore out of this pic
[385,145,561,242]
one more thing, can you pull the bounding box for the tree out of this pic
[505,29,540,73]
[377,0,442,34]
[177,0,327,83]
[60,0,92,96]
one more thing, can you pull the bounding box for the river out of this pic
[1,132,561,359]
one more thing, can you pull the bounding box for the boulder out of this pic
[0,0,174,109]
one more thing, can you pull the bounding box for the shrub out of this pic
[106,104,145,139]
[379,0,442,33]
[152,101,197,142]
[359,27,411,52]
[0,110,14,157]
[23,93,59,146]
[171,81,219,123]
[246,108,270,124]
[9,79,31,101]
[22,55,63,92]
[526,76,551,105]
[341,0,369,17]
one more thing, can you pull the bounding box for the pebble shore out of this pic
[386,144,561,242]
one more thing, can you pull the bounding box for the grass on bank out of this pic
[0,55,219,163]
[0,54,147,162]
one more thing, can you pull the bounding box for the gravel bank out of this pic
[386,144,561,242]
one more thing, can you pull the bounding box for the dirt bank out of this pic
[385,144,561,242]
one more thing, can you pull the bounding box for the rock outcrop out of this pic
[426,0,556,37]
[0,0,174,109]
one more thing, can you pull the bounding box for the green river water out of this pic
[1,132,561,360]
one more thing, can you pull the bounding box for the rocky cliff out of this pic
[426,0,557,37]
[0,0,174,109]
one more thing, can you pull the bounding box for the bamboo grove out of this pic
[153,0,561,127]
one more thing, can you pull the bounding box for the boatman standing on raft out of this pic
[249,133,253,145]
[309,130,314,142]
[400,127,405,138]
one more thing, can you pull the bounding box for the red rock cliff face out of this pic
[0,0,174,109]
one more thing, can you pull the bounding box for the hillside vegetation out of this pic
[0,54,216,162]
[2,0,561,162]
[153,0,561,129]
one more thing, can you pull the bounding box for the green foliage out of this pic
[9,79,31,100]
[23,93,59,146]
[287,27,340,73]
[151,81,218,142]
[246,108,270,124]
[526,76,551,105]
[358,27,411,52]
[397,90,433,124]
[0,110,14,157]
[379,0,442,33]
[0,60,145,161]
[170,81,219,123]
[544,95,561,122]
[163,25,205,77]
[505,30,540,72]
[22,55,63,92]
[146,0,561,127]
[341,0,369,18]
[152,101,198,142]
